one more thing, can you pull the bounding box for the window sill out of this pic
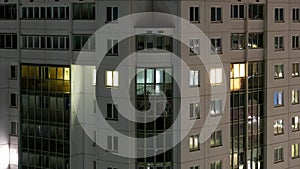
[292,129,300,132]
[105,20,118,24]
[9,134,18,137]
[9,77,17,80]
[9,106,17,108]
[274,77,284,79]
[105,86,119,89]
[106,54,119,56]
[274,132,284,136]
[292,48,300,50]
[292,156,300,159]
[211,21,222,23]
[292,102,300,105]
[274,49,284,51]
[274,105,284,108]
[22,18,70,20]
[189,53,199,56]
[189,149,200,152]
[105,150,118,153]
[231,48,245,50]
[230,18,245,20]
[248,18,264,20]
[211,51,222,54]
[210,144,222,148]
[292,75,300,78]
[274,21,285,23]
[248,47,264,50]
[190,21,200,24]
[211,114,222,117]
[189,85,200,88]
[105,118,118,121]
[274,160,284,164]
[190,117,200,120]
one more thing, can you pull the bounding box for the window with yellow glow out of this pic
[230,63,245,91]
[292,143,299,158]
[189,135,199,151]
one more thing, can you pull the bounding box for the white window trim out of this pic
[105,70,119,88]
[189,69,199,87]
[210,68,223,85]
[107,135,118,152]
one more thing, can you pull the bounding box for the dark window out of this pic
[189,6,199,22]
[211,7,222,22]
[0,4,17,19]
[73,3,95,20]
[249,4,264,19]
[106,7,118,22]
[10,93,17,107]
[275,8,284,22]
[231,4,244,19]
[248,33,263,49]
[10,65,17,79]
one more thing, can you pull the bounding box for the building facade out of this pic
[0,0,300,169]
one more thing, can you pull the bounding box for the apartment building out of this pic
[0,0,300,169]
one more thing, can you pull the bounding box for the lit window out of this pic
[10,93,17,107]
[73,3,95,20]
[211,38,222,53]
[248,4,263,19]
[274,91,284,107]
[274,119,284,135]
[106,6,118,22]
[292,89,299,104]
[292,116,299,131]
[9,64,17,79]
[92,67,97,85]
[107,39,118,55]
[189,6,199,22]
[190,38,200,55]
[190,103,200,119]
[211,7,222,22]
[292,144,300,158]
[189,134,199,151]
[275,8,284,22]
[10,121,18,136]
[293,8,300,22]
[210,130,222,147]
[210,99,222,116]
[107,103,118,120]
[107,136,118,152]
[231,4,244,19]
[292,36,300,49]
[210,68,222,85]
[274,147,284,163]
[292,63,300,77]
[189,70,199,87]
[274,36,284,50]
[230,63,245,91]
[231,33,245,50]
[248,33,263,49]
[106,70,119,88]
[274,64,284,79]
[210,160,222,169]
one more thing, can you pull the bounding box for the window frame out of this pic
[292,89,299,105]
[107,39,119,56]
[211,7,222,22]
[10,93,18,108]
[248,32,263,49]
[107,135,118,152]
[274,91,284,107]
[292,116,299,132]
[9,64,18,79]
[190,103,200,119]
[189,69,200,87]
[189,134,200,151]
[210,130,222,147]
[292,35,300,49]
[210,99,222,116]
[105,70,119,88]
[293,8,300,22]
[274,7,284,22]
[210,68,223,85]
[274,147,284,163]
[231,33,245,50]
[189,6,199,23]
[106,103,118,120]
[231,4,245,19]
[10,121,18,136]
[189,38,200,55]
[106,6,118,23]
[274,36,284,51]
[248,4,264,20]
[274,119,284,135]
[292,143,300,159]
[274,64,284,79]
[211,37,222,53]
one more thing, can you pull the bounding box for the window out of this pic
[10,121,18,136]
[0,4,17,20]
[189,6,199,22]
[107,136,118,152]
[106,70,119,88]
[274,91,284,107]
[292,63,300,77]
[210,68,222,85]
[93,161,96,169]
[231,4,244,19]
[274,147,284,163]
[190,166,199,169]
[292,116,299,131]
[274,36,284,50]
[210,130,222,147]
[189,39,200,55]
[292,89,299,104]
[190,103,200,119]
[0,34,17,49]
[231,33,245,50]
[9,65,17,79]
[248,33,263,49]
[210,160,222,169]
[275,8,284,22]
[136,35,172,52]
[106,7,118,22]
[107,39,118,55]
[274,64,284,79]
[189,135,199,151]
[73,34,95,51]
[189,70,199,87]
[293,8,300,22]
[292,36,300,49]
[210,99,222,116]
[22,35,69,50]
[107,103,118,120]
[211,38,222,53]
[22,6,69,19]
[292,144,300,158]
[10,93,17,107]
[73,3,95,20]
[274,119,284,135]
[211,7,222,22]
[248,4,263,19]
